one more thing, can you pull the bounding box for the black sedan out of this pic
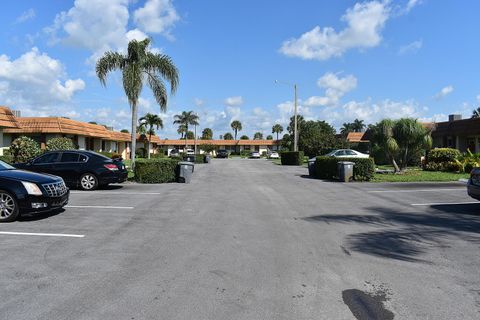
[216,149,229,158]
[14,150,128,191]
[0,160,69,222]
[467,168,480,201]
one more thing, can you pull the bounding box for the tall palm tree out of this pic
[177,124,187,138]
[173,111,199,151]
[96,38,179,167]
[138,113,163,159]
[472,107,480,118]
[272,124,284,141]
[340,122,354,135]
[352,119,366,132]
[231,120,242,140]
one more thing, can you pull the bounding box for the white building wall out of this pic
[0,129,3,156]
[77,136,86,150]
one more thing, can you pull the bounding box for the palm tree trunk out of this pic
[234,129,238,153]
[185,124,188,153]
[392,157,400,173]
[130,101,138,169]
[148,130,152,159]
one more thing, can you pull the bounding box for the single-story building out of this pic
[0,106,20,156]
[430,114,480,153]
[156,139,280,155]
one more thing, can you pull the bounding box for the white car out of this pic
[269,151,280,159]
[186,149,195,155]
[325,149,369,159]
[250,151,261,159]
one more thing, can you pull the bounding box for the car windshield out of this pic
[325,150,337,156]
[0,160,15,171]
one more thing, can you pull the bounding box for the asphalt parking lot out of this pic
[0,159,479,319]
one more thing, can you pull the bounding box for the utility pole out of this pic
[194,123,197,154]
[294,84,298,152]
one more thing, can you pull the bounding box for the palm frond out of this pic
[143,52,179,94]
[146,72,168,112]
[96,52,125,86]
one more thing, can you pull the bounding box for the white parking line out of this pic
[65,205,134,209]
[70,192,161,195]
[0,231,85,238]
[411,201,479,206]
[368,188,464,193]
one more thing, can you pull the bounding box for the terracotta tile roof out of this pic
[0,106,20,128]
[346,132,369,143]
[136,134,162,144]
[110,131,132,142]
[155,139,278,146]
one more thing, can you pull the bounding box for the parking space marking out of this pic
[411,201,479,206]
[65,205,134,209]
[70,192,161,195]
[368,188,464,193]
[0,231,85,238]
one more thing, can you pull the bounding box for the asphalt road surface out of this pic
[0,159,479,319]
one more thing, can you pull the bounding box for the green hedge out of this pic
[280,151,304,165]
[195,154,207,163]
[133,158,180,183]
[315,156,375,181]
[425,148,462,172]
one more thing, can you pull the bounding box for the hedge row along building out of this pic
[0,106,280,158]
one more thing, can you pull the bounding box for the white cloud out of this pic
[276,100,313,126]
[133,0,180,40]
[406,0,422,12]
[194,98,204,107]
[304,72,357,107]
[398,39,423,55]
[434,85,454,100]
[224,96,244,107]
[279,1,390,60]
[476,95,480,102]
[16,8,36,23]
[0,48,85,112]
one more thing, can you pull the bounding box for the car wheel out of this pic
[80,173,98,191]
[0,190,20,222]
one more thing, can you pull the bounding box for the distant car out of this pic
[269,151,280,159]
[467,168,480,201]
[325,149,369,159]
[216,149,229,158]
[0,160,69,222]
[14,150,128,191]
[186,149,195,155]
[169,149,180,156]
[250,151,261,159]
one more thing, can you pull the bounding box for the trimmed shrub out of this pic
[46,137,75,151]
[194,154,207,163]
[425,148,462,172]
[133,158,180,183]
[151,153,166,159]
[240,150,251,157]
[315,156,375,181]
[280,151,304,165]
[10,136,42,163]
[0,149,13,164]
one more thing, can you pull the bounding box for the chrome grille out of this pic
[42,181,67,197]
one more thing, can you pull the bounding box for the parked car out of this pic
[186,149,195,155]
[14,150,128,191]
[169,149,180,157]
[216,149,229,158]
[0,160,69,222]
[467,167,480,200]
[250,151,261,159]
[325,149,369,159]
[268,151,280,159]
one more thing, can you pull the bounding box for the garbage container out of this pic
[177,161,194,183]
[308,158,316,177]
[184,155,195,163]
[337,161,355,182]
[205,155,211,163]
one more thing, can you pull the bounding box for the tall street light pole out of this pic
[275,80,298,151]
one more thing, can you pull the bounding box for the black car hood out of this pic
[0,169,61,184]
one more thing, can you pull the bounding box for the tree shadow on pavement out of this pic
[303,204,480,262]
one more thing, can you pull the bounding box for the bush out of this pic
[315,156,375,181]
[133,158,180,183]
[46,137,75,151]
[280,151,304,165]
[194,154,207,163]
[240,150,251,157]
[151,153,166,159]
[10,136,42,163]
[425,148,462,172]
[0,149,13,164]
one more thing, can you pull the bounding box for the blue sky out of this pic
[0,0,479,138]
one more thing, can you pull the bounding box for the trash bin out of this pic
[308,158,316,177]
[205,155,211,163]
[177,161,194,183]
[184,155,195,163]
[337,161,355,182]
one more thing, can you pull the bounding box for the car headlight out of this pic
[21,181,43,196]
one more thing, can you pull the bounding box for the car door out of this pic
[345,150,357,157]
[29,153,60,174]
[334,150,347,158]
[54,152,82,185]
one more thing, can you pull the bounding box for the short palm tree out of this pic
[472,107,480,118]
[96,38,179,167]
[231,120,242,153]
[138,113,163,159]
[224,133,233,140]
[340,123,354,135]
[177,124,187,139]
[253,132,263,140]
[173,111,199,151]
[352,119,366,132]
[272,124,283,141]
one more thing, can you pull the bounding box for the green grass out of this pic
[372,168,469,182]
